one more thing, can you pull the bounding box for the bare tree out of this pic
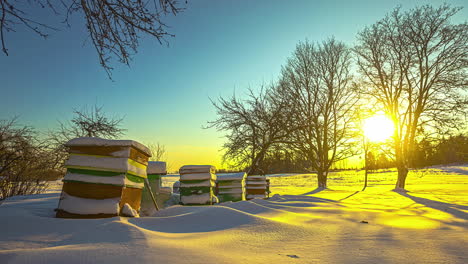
[355,4,468,189]
[47,105,126,166]
[279,38,359,188]
[69,105,126,138]
[147,142,167,161]
[0,0,184,78]
[0,118,60,200]
[208,84,297,175]
[52,104,125,140]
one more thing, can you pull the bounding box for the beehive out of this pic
[216,172,246,202]
[245,175,268,200]
[179,165,217,205]
[56,137,151,218]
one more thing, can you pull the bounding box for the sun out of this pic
[363,114,394,142]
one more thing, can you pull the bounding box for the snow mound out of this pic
[58,193,120,215]
[121,203,139,217]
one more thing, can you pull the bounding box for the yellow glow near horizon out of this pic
[363,115,394,142]
[165,145,223,173]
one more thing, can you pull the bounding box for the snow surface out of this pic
[65,137,151,157]
[179,165,216,174]
[180,193,212,204]
[121,203,139,217]
[217,172,246,180]
[245,194,268,199]
[57,193,120,215]
[1,165,467,264]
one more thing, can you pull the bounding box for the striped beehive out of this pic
[179,165,217,205]
[56,137,151,218]
[216,172,246,202]
[245,175,269,200]
[140,161,171,216]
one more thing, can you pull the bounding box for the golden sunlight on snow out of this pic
[1,166,466,264]
[268,168,467,230]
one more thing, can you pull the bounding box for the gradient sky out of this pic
[1,0,466,171]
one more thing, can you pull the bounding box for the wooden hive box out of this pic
[245,175,268,200]
[216,172,246,202]
[179,165,217,205]
[56,137,151,218]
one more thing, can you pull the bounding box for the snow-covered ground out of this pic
[1,165,467,264]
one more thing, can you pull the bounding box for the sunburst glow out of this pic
[363,115,394,142]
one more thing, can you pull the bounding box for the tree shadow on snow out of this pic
[396,191,468,221]
[129,205,268,233]
[338,191,360,202]
[227,196,342,215]
[130,194,343,234]
[301,187,326,195]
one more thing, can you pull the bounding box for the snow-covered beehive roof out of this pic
[179,165,216,174]
[217,172,246,181]
[65,137,151,157]
[147,161,167,174]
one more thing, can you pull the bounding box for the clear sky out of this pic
[1,0,466,171]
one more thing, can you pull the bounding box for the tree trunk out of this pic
[248,163,258,176]
[363,149,368,191]
[394,129,409,189]
[363,169,368,191]
[396,166,408,189]
[248,147,268,176]
[248,165,264,176]
[317,170,327,188]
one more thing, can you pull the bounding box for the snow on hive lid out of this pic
[217,172,246,181]
[179,165,216,174]
[246,175,267,180]
[147,161,167,174]
[65,137,151,157]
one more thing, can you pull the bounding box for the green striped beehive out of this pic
[179,165,217,205]
[56,137,151,218]
[216,172,246,202]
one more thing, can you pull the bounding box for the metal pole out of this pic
[144,178,160,211]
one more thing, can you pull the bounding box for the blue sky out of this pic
[1,0,466,171]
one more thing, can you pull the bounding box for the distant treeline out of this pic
[230,134,468,174]
[411,135,468,168]
[368,134,468,170]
